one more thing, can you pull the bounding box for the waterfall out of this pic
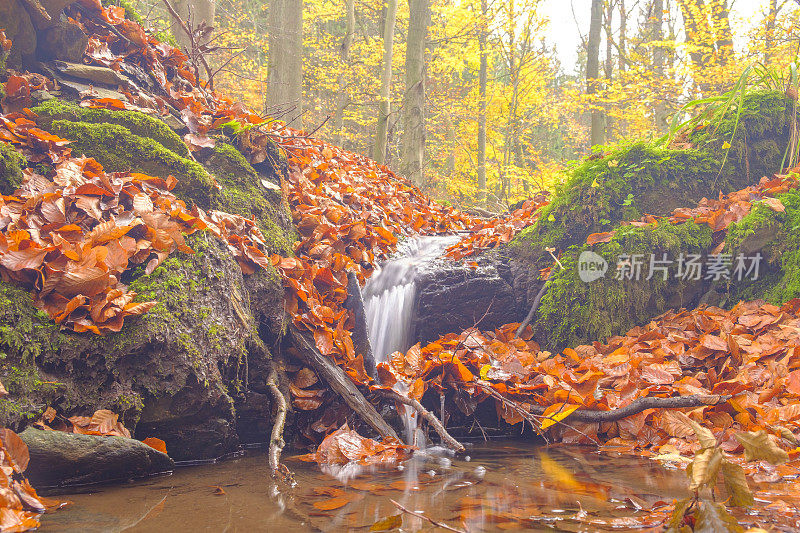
[363,235,460,445]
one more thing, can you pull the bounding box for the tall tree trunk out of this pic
[373,0,397,163]
[587,0,604,147]
[764,0,779,62]
[333,0,355,146]
[266,0,304,120]
[650,0,667,130]
[401,0,430,185]
[710,0,733,65]
[618,0,626,72]
[677,0,711,69]
[603,0,613,142]
[477,0,488,203]
[170,0,216,52]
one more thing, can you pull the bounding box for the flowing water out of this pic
[363,235,460,363]
[40,442,691,532]
[362,235,461,445]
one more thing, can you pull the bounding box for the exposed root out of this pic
[266,368,288,476]
[515,280,548,338]
[378,389,465,452]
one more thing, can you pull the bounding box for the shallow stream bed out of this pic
[39,440,691,532]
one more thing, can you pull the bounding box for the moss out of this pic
[0,141,25,195]
[48,119,218,208]
[535,220,714,350]
[0,283,61,425]
[34,99,190,158]
[726,188,800,305]
[204,142,295,255]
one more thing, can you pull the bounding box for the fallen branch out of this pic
[540,393,733,423]
[289,324,400,441]
[390,499,466,533]
[377,389,465,452]
[515,280,548,338]
[266,368,287,475]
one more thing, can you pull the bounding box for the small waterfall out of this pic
[363,235,460,445]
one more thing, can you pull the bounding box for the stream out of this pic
[40,442,690,532]
[40,237,691,532]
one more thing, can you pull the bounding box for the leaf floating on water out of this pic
[370,514,402,531]
[734,431,789,464]
[721,460,754,507]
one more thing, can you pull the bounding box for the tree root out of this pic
[289,324,400,440]
[537,393,733,423]
[266,368,288,475]
[377,389,465,452]
[515,280,548,338]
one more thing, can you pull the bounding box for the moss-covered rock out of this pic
[531,221,714,350]
[0,234,280,460]
[33,99,296,257]
[34,99,190,157]
[725,187,800,305]
[510,91,796,274]
[508,90,798,348]
[0,141,25,194]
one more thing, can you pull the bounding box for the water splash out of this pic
[363,235,460,446]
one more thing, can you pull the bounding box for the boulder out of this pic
[19,428,174,487]
[1,0,37,69]
[413,252,519,345]
[37,21,88,62]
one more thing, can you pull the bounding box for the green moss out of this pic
[34,99,190,158]
[204,142,295,255]
[536,220,714,350]
[726,188,800,305]
[0,141,25,195]
[48,119,218,208]
[0,283,61,425]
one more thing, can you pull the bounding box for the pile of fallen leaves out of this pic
[296,423,414,466]
[0,428,53,532]
[586,172,798,247]
[444,195,550,260]
[0,112,271,333]
[383,298,800,457]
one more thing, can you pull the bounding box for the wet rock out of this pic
[22,0,74,30]
[413,252,520,345]
[19,428,174,487]
[53,60,130,87]
[37,21,88,62]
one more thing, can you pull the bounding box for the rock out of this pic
[37,20,88,62]
[19,428,174,487]
[22,0,74,30]
[53,60,130,87]
[50,75,129,101]
[0,0,37,69]
[413,252,519,345]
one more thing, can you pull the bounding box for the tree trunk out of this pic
[650,0,667,130]
[603,0,613,142]
[401,0,430,185]
[266,0,304,120]
[710,0,733,65]
[373,0,397,163]
[587,0,604,147]
[677,0,711,69]
[618,0,626,72]
[477,0,488,203]
[332,0,355,146]
[170,0,216,52]
[763,0,779,62]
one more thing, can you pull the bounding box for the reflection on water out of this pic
[40,441,689,532]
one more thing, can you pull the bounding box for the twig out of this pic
[389,499,467,533]
[161,0,214,90]
[266,368,287,475]
[546,393,734,423]
[515,280,548,338]
[377,389,465,452]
